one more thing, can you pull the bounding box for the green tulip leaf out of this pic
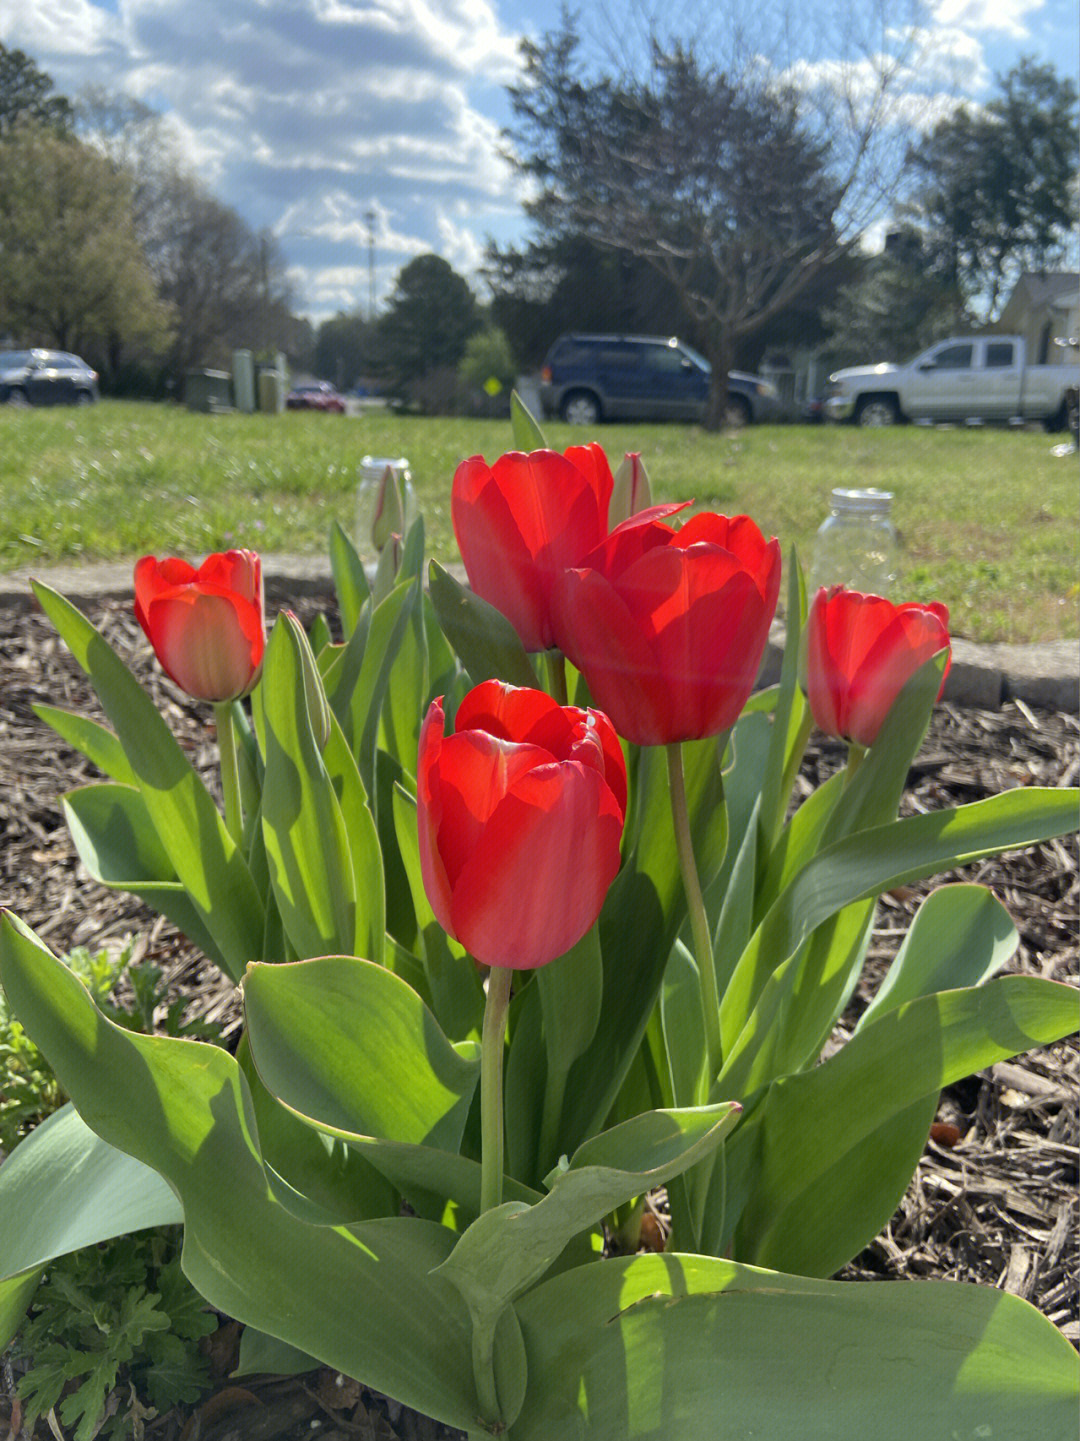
[323,712,385,965]
[532,924,604,1176]
[255,616,358,961]
[857,883,1019,1031]
[242,956,480,1154]
[30,582,264,982]
[0,916,481,1433]
[510,390,547,451]
[757,545,810,851]
[348,578,419,798]
[61,783,228,966]
[754,769,845,924]
[434,1103,741,1348]
[234,1327,321,1378]
[735,974,1080,1277]
[0,1100,183,1349]
[720,785,1079,1062]
[510,1251,1078,1440]
[428,561,540,688]
[379,567,428,780]
[32,705,137,786]
[329,519,370,639]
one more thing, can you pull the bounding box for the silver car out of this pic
[0,350,99,406]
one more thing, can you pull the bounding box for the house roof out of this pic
[1006,270,1078,307]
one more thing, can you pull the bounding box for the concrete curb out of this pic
[3,554,1077,713]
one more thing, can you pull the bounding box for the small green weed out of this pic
[13,1228,218,1441]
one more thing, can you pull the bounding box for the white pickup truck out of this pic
[824,335,1079,429]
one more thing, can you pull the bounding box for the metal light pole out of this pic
[364,208,377,320]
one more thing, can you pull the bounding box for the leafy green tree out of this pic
[376,254,479,393]
[905,58,1079,318]
[0,45,73,138]
[0,124,172,359]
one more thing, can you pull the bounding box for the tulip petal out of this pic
[845,608,951,748]
[449,762,624,969]
[556,568,673,747]
[434,731,554,890]
[454,679,565,744]
[147,592,261,702]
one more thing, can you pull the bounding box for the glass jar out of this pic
[356,456,416,552]
[809,488,899,597]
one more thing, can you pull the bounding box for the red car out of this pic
[285,381,346,413]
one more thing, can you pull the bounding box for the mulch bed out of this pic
[0,591,1076,1439]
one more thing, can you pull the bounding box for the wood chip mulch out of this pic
[0,592,1076,1440]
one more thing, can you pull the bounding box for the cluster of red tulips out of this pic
[134,442,950,976]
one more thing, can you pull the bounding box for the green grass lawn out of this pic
[1,400,1076,644]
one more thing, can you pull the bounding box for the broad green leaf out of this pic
[378,565,428,778]
[511,1251,1078,1440]
[559,734,726,1157]
[428,561,539,688]
[400,513,426,582]
[533,925,604,1177]
[256,617,357,960]
[0,1102,182,1349]
[30,582,264,982]
[323,711,385,965]
[32,705,137,786]
[736,975,1079,1276]
[329,519,370,638]
[237,1035,398,1226]
[857,883,1019,1031]
[243,956,481,1154]
[433,1103,741,1418]
[711,793,759,1003]
[308,611,333,658]
[720,785,1078,1060]
[348,579,418,798]
[660,941,707,1108]
[234,1328,320,1378]
[62,784,228,967]
[0,917,481,1433]
[510,390,547,450]
[754,769,844,924]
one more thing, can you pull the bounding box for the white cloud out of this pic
[930,0,1044,39]
[0,0,116,55]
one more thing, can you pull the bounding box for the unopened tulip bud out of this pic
[609,452,651,526]
[282,610,331,751]
[372,465,405,551]
[371,532,403,605]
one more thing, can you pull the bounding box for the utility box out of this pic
[232,350,256,413]
[258,369,285,414]
[184,370,233,413]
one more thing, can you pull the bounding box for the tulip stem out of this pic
[546,650,568,706]
[214,702,244,846]
[666,742,722,1081]
[480,964,513,1216]
[843,740,868,789]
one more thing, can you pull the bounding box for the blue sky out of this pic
[3,0,1076,323]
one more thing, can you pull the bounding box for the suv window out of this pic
[597,346,640,369]
[642,344,687,374]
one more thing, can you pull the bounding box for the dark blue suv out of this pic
[539,333,779,427]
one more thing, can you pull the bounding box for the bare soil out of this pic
[0,593,1076,1440]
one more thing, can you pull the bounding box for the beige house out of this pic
[994,271,1079,362]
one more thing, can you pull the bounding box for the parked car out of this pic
[538,333,781,426]
[285,381,346,413]
[823,335,1080,429]
[0,350,99,406]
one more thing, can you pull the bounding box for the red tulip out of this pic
[134,550,265,702]
[417,681,626,969]
[555,509,782,746]
[452,445,613,652]
[804,586,951,748]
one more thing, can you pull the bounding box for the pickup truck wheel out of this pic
[560,390,601,426]
[855,396,899,427]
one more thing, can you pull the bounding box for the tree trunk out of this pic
[702,331,735,432]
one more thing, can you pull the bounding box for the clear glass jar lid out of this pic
[830,487,893,513]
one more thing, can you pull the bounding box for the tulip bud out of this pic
[372,464,406,551]
[371,531,403,606]
[609,452,651,526]
[282,610,332,751]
